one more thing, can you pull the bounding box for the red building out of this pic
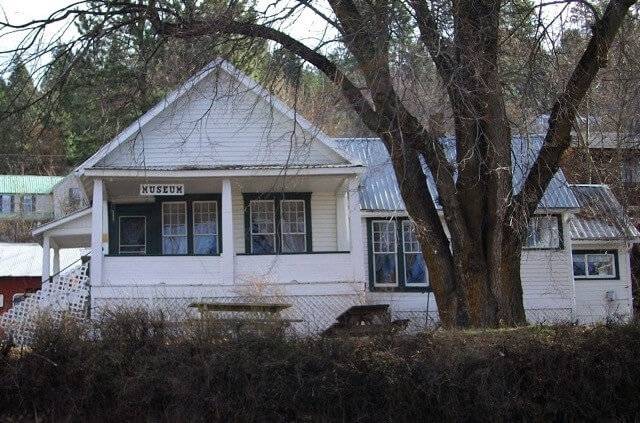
[0,243,44,314]
[0,276,40,314]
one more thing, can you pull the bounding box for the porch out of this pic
[44,171,365,291]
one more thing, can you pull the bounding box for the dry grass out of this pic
[1,310,640,422]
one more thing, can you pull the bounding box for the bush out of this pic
[1,312,640,422]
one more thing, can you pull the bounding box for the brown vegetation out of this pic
[1,310,640,422]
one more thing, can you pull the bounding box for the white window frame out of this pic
[371,219,399,287]
[162,201,188,255]
[192,200,219,255]
[280,199,307,253]
[572,251,617,279]
[118,215,147,254]
[250,200,277,254]
[402,220,428,286]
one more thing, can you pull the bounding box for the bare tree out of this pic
[1,0,637,327]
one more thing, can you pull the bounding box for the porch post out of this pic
[42,235,51,283]
[336,180,350,251]
[347,177,365,283]
[221,179,235,284]
[52,239,60,275]
[90,179,105,285]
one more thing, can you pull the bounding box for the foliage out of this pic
[1,312,640,422]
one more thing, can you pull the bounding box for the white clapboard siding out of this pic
[97,70,346,169]
[102,256,223,286]
[573,245,633,323]
[311,193,337,251]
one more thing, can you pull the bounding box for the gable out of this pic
[89,63,351,170]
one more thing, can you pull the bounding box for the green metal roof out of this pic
[0,175,63,194]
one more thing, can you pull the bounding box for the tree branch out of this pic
[513,0,638,218]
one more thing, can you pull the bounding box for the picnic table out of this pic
[188,301,303,334]
[324,304,410,337]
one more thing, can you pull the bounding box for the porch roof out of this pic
[32,207,91,237]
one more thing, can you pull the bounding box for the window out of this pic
[22,194,35,213]
[525,215,561,249]
[162,202,188,255]
[250,200,276,254]
[0,294,4,308]
[573,251,618,279]
[368,218,430,291]
[119,216,147,254]
[281,200,306,253]
[193,201,218,255]
[244,194,312,255]
[372,220,398,286]
[402,221,428,286]
[0,194,14,214]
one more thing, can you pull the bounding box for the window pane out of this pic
[120,216,146,254]
[252,234,275,254]
[526,216,560,248]
[281,200,306,253]
[194,235,217,255]
[282,233,305,253]
[372,221,397,285]
[572,254,586,276]
[374,253,397,285]
[162,202,187,254]
[163,236,187,255]
[587,254,615,277]
[405,253,427,285]
[250,200,275,254]
[372,221,396,253]
[402,221,428,285]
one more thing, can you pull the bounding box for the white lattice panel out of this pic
[0,262,90,346]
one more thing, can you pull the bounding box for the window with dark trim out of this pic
[108,194,221,256]
[367,217,429,292]
[524,215,563,250]
[572,250,619,280]
[243,193,312,254]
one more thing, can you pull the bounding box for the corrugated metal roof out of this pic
[569,185,640,241]
[0,243,87,277]
[334,137,579,211]
[0,175,63,194]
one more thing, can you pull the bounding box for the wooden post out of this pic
[348,177,365,283]
[52,239,60,275]
[42,235,51,283]
[222,178,235,284]
[90,179,105,286]
[336,179,350,251]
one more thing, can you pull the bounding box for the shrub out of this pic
[1,312,640,422]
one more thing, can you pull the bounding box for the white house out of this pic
[30,60,639,329]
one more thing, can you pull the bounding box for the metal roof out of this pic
[0,175,63,195]
[334,137,579,211]
[569,184,640,241]
[0,243,87,277]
